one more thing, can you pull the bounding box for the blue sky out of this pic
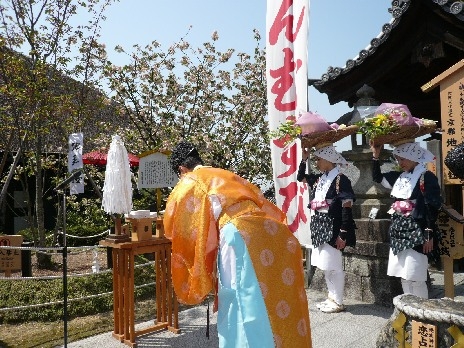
[98,0,393,150]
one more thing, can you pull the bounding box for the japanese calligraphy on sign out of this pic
[421,59,464,185]
[68,133,84,194]
[437,206,464,259]
[0,235,23,273]
[137,152,178,189]
[412,320,437,348]
[266,0,311,244]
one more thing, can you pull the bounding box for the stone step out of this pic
[344,239,391,258]
[353,218,390,242]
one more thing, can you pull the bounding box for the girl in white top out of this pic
[370,141,442,298]
[297,145,356,313]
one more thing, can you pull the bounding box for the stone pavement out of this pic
[63,270,464,348]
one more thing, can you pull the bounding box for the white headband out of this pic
[314,145,348,167]
[393,142,435,163]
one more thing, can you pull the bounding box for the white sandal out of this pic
[319,299,346,313]
[315,299,332,310]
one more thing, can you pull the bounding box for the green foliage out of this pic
[132,187,169,213]
[0,259,154,324]
[65,194,110,246]
[15,228,36,245]
[268,119,302,146]
[0,279,64,323]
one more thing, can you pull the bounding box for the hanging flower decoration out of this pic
[268,119,302,145]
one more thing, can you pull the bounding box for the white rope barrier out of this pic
[0,245,106,251]
[0,245,62,251]
[57,229,110,239]
[1,245,110,259]
[0,268,113,281]
[0,282,156,313]
[0,260,154,281]
[0,242,158,315]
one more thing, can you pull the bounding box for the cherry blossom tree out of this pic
[104,29,272,187]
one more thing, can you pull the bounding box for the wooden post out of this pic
[443,257,455,298]
[123,250,130,341]
[100,238,181,347]
[422,60,464,300]
[128,250,135,345]
[155,247,162,324]
[112,248,120,336]
[115,217,122,235]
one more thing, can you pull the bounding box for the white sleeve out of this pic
[381,177,393,189]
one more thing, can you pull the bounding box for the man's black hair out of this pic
[170,141,203,176]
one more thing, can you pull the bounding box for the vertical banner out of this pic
[266,0,311,246]
[68,133,84,194]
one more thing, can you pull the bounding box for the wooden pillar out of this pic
[443,257,455,298]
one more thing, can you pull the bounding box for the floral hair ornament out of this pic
[393,142,435,163]
[268,117,302,146]
[268,111,332,146]
[314,145,349,168]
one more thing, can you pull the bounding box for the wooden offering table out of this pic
[100,237,180,347]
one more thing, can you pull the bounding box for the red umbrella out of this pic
[82,150,139,167]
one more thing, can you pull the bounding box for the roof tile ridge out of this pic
[315,1,410,86]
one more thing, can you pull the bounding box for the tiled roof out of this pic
[313,0,464,87]
[436,0,464,20]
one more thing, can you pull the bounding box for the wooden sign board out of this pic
[0,235,23,272]
[137,151,178,189]
[412,320,437,348]
[422,59,464,185]
[437,206,464,259]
